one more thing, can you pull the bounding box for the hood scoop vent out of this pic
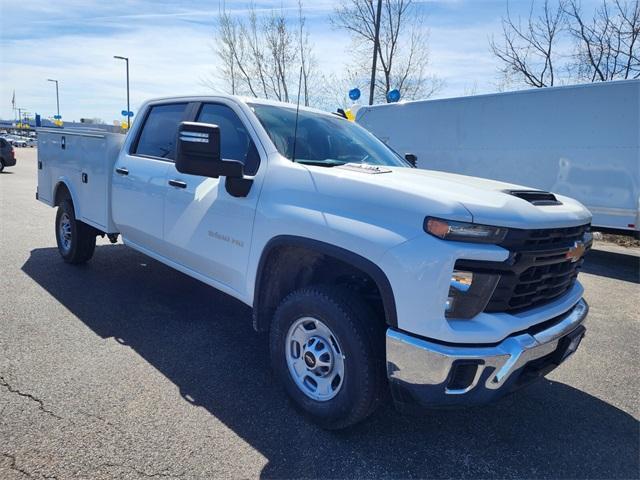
[506,190,562,206]
[337,163,392,174]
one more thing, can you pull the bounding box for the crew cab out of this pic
[36,96,592,429]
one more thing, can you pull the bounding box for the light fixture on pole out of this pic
[113,56,131,129]
[47,79,60,120]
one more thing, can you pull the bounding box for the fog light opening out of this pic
[445,269,474,314]
[446,361,482,393]
[445,267,500,319]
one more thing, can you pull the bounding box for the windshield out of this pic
[248,103,409,167]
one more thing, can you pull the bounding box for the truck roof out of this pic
[141,94,333,117]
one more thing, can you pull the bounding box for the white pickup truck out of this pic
[37,96,592,429]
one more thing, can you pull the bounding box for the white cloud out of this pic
[1,23,217,122]
[0,0,555,121]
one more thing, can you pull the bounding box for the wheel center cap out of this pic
[303,351,316,368]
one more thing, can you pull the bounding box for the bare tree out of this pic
[566,0,640,81]
[490,0,566,88]
[211,2,316,105]
[331,0,442,103]
[491,0,640,88]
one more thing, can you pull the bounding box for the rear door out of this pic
[163,100,264,293]
[112,102,191,253]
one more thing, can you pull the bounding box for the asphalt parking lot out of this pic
[1,148,638,479]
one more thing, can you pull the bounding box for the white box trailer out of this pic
[356,80,640,234]
[36,127,125,234]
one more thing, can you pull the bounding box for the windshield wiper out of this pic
[295,159,346,167]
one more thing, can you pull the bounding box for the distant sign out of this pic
[348,88,361,101]
[121,110,134,117]
[53,114,62,120]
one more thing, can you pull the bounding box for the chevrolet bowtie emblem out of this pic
[566,241,586,263]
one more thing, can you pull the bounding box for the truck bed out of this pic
[37,128,125,234]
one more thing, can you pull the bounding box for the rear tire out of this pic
[55,198,96,264]
[0,160,4,173]
[270,285,386,429]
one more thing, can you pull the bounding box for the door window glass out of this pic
[135,103,188,160]
[197,104,259,175]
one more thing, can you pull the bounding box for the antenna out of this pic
[291,65,304,163]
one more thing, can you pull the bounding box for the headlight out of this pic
[425,217,507,244]
[446,269,500,319]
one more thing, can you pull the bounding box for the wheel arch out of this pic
[53,179,80,212]
[252,235,397,332]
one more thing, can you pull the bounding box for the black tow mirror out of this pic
[176,122,243,179]
[405,153,417,167]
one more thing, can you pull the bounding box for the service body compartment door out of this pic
[77,135,109,230]
[36,132,54,204]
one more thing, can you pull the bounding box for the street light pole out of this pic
[47,79,60,118]
[114,56,130,129]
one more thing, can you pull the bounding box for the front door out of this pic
[112,102,190,253]
[163,101,264,294]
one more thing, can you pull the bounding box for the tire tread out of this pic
[270,285,386,429]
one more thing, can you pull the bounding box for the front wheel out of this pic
[270,286,386,429]
[55,198,96,264]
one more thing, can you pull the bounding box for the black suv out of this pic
[0,138,16,172]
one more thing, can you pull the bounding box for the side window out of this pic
[197,103,260,175]
[134,103,188,160]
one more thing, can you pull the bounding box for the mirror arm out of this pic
[225,176,254,198]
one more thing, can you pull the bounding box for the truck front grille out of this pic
[457,224,591,313]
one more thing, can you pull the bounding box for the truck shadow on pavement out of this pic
[583,247,640,283]
[22,245,639,479]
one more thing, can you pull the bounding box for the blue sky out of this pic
[0,0,575,122]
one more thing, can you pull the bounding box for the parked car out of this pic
[356,80,640,236]
[36,95,592,429]
[0,137,16,172]
[7,136,28,148]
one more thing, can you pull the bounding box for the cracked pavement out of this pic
[1,149,638,479]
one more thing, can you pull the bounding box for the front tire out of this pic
[55,198,96,264]
[270,286,386,429]
[0,160,4,173]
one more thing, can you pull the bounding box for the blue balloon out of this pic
[387,89,400,103]
[348,88,361,101]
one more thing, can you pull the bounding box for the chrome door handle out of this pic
[115,167,129,175]
[168,179,187,188]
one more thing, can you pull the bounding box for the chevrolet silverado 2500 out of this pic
[36,96,592,429]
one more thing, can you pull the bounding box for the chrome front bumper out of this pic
[386,299,588,409]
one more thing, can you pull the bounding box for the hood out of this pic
[307,164,592,230]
